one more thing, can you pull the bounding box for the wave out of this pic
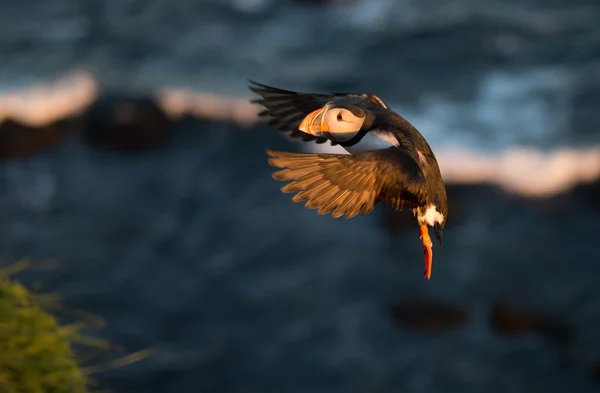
[1,70,598,198]
[0,71,98,127]
[157,87,258,127]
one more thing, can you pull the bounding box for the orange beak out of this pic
[298,105,330,136]
[419,224,433,279]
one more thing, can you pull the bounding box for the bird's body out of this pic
[249,81,448,279]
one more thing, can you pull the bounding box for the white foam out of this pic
[0,71,260,128]
[0,71,598,198]
[0,71,98,127]
[156,87,260,127]
[436,146,600,197]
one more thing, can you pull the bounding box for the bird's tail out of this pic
[434,223,443,247]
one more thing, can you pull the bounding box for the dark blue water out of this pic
[1,0,600,392]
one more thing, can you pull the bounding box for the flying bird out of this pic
[249,81,447,279]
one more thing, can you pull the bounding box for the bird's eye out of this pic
[336,112,343,121]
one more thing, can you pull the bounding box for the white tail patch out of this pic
[414,205,445,226]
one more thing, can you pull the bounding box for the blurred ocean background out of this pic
[1,0,600,392]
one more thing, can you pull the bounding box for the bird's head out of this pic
[298,102,373,142]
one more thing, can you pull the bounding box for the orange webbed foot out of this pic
[419,224,433,279]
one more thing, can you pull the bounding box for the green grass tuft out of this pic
[0,260,153,393]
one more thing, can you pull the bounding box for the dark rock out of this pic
[490,302,572,343]
[0,118,72,159]
[81,94,173,152]
[388,299,469,332]
[570,178,600,212]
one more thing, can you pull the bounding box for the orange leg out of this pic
[419,224,433,279]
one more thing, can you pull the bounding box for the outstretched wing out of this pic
[249,81,389,145]
[266,147,427,219]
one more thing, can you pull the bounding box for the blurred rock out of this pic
[570,178,600,211]
[0,118,72,159]
[490,302,572,343]
[82,94,173,152]
[388,299,469,332]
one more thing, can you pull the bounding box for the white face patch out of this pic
[322,107,365,142]
[341,129,399,155]
[414,205,445,226]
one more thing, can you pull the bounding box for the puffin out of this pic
[248,81,448,279]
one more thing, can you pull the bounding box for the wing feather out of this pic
[249,80,389,145]
[266,147,427,219]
